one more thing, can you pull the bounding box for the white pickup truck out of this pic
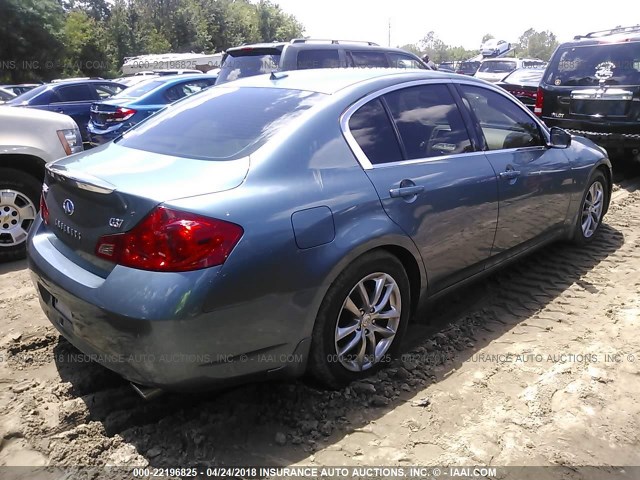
[0,106,83,261]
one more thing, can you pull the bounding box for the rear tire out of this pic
[0,168,41,262]
[571,170,608,245]
[308,251,411,388]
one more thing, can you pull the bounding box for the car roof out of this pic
[567,25,640,46]
[148,73,217,84]
[226,40,419,55]
[214,68,486,95]
[47,79,124,87]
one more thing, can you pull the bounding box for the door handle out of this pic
[499,170,521,180]
[389,185,424,198]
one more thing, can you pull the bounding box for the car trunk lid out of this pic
[43,143,249,258]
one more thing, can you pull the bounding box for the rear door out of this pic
[541,41,640,132]
[344,81,499,292]
[49,84,97,139]
[457,84,573,255]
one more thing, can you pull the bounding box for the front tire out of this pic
[572,170,608,245]
[308,251,411,388]
[0,168,41,262]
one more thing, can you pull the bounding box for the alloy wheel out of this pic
[0,189,37,247]
[334,272,401,372]
[581,181,604,238]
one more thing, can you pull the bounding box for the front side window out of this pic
[384,84,472,159]
[460,85,543,150]
[297,50,341,69]
[349,99,402,165]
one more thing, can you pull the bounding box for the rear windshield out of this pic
[117,87,323,161]
[479,61,517,73]
[114,80,164,98]
[503,68,544,85]
[546,42,640,86]
[216,50,281,84]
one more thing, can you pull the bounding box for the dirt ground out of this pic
[1,162,640,478]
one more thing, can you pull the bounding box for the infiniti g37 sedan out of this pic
[28,69,612,391]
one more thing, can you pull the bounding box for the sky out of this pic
[272,0,631,50]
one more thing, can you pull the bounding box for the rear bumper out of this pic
[87,125,125,146]
[27,219,308,390]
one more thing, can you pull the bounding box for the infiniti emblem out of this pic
[62,199,75,216]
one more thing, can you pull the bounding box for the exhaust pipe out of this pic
[130,382,164,401]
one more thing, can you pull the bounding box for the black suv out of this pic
[216,39,430,84]
[537,25,640,158]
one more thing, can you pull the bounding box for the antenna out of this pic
[388,18,391,47]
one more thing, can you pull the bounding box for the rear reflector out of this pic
[534,87,544,116]
[95,207,243,272]
[98,107,137,123]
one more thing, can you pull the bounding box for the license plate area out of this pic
[52,297,74,328]
[570,99,630,116]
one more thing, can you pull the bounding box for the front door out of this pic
[457,84,573,255]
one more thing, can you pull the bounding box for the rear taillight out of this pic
[534,87,544,116]
[95,207,243,272]
[39,193,49,225]
[106,107,137,123]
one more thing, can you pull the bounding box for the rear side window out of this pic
[217,51,281,83]
[348,51,389,68]
[384,84,472,158]
[297,50,341,69]
[460,85,543,150]
[55,85,94,102]
[545,42,640,86]
[349,99,402,165]
[117,87,323,161]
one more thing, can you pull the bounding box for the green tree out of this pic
[517,28,558,60]
[481,33,494,44]
[0,0,65,82]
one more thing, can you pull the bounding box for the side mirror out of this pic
[548,126,571,149]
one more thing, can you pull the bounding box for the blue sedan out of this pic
[5,80,125,142]
[28,69,611,393]
[87,74,217,146]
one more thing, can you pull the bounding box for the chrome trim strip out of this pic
[46,163,115,194]
[340,77,552,171]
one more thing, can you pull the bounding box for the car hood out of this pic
[49,142,250,203]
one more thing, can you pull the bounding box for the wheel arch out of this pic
[0,154,46,184]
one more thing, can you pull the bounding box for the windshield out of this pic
[114,80,165,99]
[503,68,544,85]
[216,50,281,84]
[117,87,324,161]
[546,42,640,86]
[479,61,517,73]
